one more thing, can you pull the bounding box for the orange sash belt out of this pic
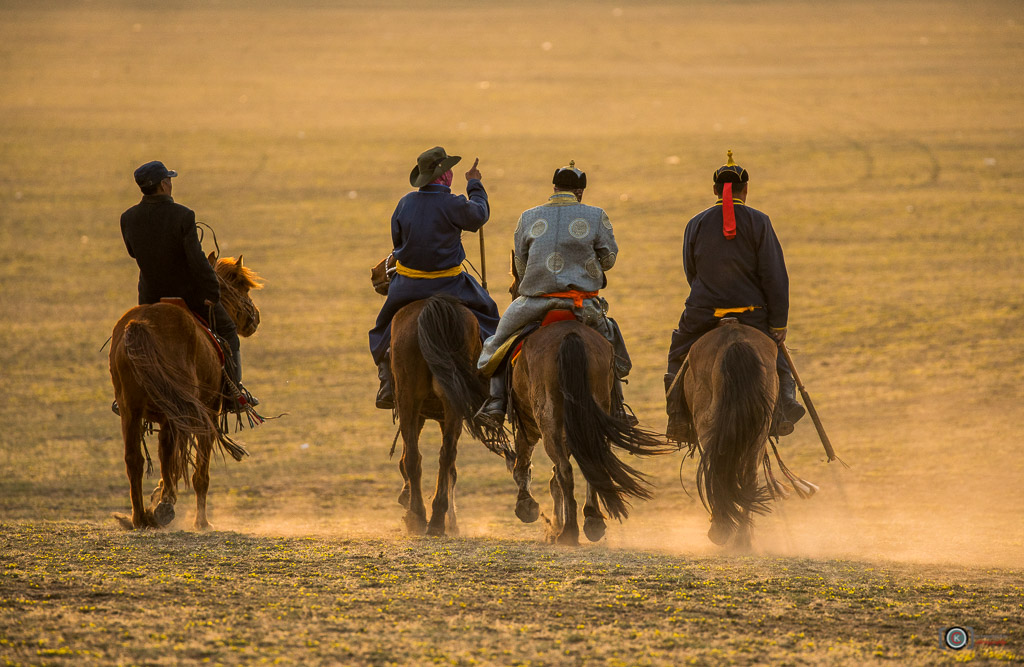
[541,290,599,308]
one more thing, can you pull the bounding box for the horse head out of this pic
[209,252,264,337]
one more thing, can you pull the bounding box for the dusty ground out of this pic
[1,0,1022,664]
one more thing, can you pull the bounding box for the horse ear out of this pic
[237,255,244,267]
[207,251,217,266]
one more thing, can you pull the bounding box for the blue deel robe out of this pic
[369,180,500,365]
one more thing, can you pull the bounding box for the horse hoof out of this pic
[583,517,606,542]
[708,521,733,546]
[515,498,540,523]
[556,532,580,547]
[403,512,427,535]
[425,523,445,537]
[154,501,175,527]
[398,488,410,509]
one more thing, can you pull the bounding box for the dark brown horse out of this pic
[506,255,670,545]
[389,294,511,536]
[671,320,779,548]
[109,254,263,530]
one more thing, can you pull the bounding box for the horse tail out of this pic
[696,340,773,537]
[122,319,237,482]
[416,295,506,449]
[558,332,669,520]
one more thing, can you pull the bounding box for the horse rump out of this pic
[416,295,510,456]
[696,340,773,540]
[122,318,247,471]
[557,331,670,520]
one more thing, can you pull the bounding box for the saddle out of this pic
[159,297,226,365]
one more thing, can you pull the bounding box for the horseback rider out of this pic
[476,161,634,426]
[665,151,804,442]
[369,147,500,409]
[118,160,258,412]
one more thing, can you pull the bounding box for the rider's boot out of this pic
[376,354,395,410]
[771,371,805,436]
[475,369,507,427]
[227,348,260,412]
[612,376,639,427]
[665,371,693,445]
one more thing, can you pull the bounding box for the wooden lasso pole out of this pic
[779,342,846,466]
[478,226,488,291]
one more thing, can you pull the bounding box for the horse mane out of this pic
[216,256,264,291]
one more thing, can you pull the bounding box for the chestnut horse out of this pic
[506,255,671,545]
[669,319,778,548]
[109,254,263,530]
[390,294,511,536]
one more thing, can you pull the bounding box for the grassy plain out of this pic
[1,0,1023,664]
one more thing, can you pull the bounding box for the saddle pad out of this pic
[158,297,226,365]
[509,309,577,368]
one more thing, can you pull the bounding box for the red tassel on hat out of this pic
[722,182,736,239]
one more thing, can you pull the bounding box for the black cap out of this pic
[553,160,587,190]
[134,161,177,188]
[713,150,748,185]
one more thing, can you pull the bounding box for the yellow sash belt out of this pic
[713,305,760,318]
[394,260,464,279]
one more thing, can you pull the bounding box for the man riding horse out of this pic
[475,161,634,426]
[118,160,258,413]
[369,147,500,409]
[665,151,805,442]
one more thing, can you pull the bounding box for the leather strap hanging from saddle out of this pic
[159,297,226,365]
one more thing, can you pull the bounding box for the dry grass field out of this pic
[1,0,1022,664]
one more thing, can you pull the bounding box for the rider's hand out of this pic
[770,327,787,344]
[465,157,482,181]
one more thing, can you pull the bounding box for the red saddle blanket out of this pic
[509,309,577,366]
[159,298,226,365]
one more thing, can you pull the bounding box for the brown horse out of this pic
[109,254,263,530]
[505,255,671,545]
[389,294,511,536]
[671,319,779,549]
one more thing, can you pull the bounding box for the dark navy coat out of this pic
[668,199,791,374]
[120,194,220,313]
[368,180,499,364]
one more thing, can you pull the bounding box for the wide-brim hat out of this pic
[713,150,749,185]
[134,160,177,188]
[410,146,461,187]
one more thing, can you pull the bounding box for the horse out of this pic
[389,294,512,536]
[109,254,263,530]
[505,254,671,545]
[669,319,780,549]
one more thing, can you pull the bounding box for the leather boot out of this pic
[665,371,693,445]
[612,376,639,427]
[376,356,395,410]
[475,370,507,427]
[226,350,258,411]
[772,371,805,436]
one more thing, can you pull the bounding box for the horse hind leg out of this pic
[192,435,213,530]
[397,416,425,510]
[442,454,458,536]
[513,429,540,523]
[399,410,428,535]
[426,415,460,537]
[121,414,159,530]
[153,426,181,527]
[582,483,606,543]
